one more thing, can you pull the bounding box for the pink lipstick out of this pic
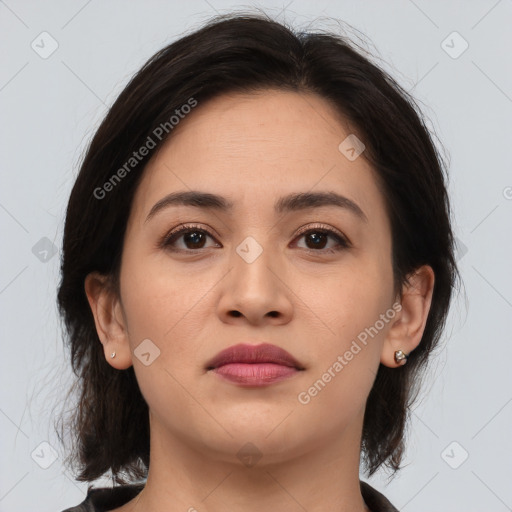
[206,343,304,387]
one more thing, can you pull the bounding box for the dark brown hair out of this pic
[56,12,459,483]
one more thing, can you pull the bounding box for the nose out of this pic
[215,240,294,326]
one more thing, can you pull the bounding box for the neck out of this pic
[126,410,370,512]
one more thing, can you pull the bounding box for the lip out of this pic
[206,343,304,387]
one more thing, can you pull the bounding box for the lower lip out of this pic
[211,363,299,386]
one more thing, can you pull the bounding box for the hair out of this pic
[56,11,459,484]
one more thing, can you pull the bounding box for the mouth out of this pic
[206,343,305,387]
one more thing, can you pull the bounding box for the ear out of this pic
[84,271,133,370]
[381,265,435,368]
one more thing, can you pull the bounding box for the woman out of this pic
[57,12,458,512]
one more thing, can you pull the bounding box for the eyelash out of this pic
[158,223,351,255]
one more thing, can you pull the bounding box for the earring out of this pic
[394,350,408,365]
[110,351,116,359]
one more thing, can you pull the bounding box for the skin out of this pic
[85,89,434,512]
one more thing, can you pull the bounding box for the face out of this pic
[112,90,398,464]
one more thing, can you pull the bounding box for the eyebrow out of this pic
[145,190,368,223]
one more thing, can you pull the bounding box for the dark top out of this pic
[61,480,398,511]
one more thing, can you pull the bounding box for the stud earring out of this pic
[110,351,116,359]
[394,350,408,365]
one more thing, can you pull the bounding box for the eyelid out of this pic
[166,222,219,239]
[294,222,350,244]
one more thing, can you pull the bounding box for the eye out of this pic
[159,223,350,254]
[159,224,220,252]
[292,224,350,254]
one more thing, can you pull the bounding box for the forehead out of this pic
[130,90,387,226]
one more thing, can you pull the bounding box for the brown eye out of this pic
[178,230,208,249]
[303,231,329,250]
[293,226,350,253]
[161,225,219,252]
[159,223,350,255]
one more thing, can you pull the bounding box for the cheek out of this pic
[119,252,208,343]
[294,258,394,415]
[119,262,208,424]
[294,270,392,422]
[304,255,393,343]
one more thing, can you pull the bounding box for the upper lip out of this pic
[206,343,304,370]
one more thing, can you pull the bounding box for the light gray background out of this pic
[1,1,511,510]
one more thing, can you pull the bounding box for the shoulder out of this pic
[360,480,399,512]
[61,484,145,512]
